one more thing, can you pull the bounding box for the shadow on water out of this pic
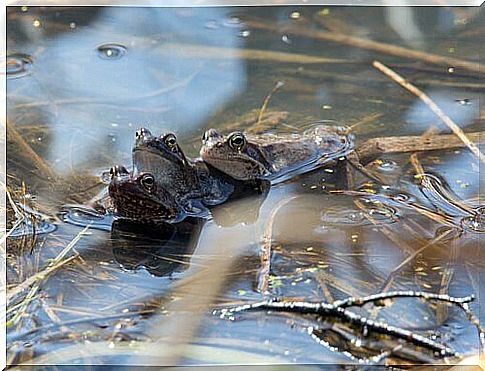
[5,5,484,366]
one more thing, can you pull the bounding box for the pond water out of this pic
[5,5,484,366]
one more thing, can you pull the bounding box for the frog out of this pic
[108,165,186,224]
[131,128,238,213]
[200,124,355,183]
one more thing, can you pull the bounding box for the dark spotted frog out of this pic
[108,165,186,223]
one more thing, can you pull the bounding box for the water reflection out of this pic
[6,5,484,366]
[7,7,246,174]
[405,90,479,132]
[111,218,203,276]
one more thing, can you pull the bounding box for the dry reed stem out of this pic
[7,223,90,325]
[356,131,485,163]
[258,195,301,294]
[347,112,383,132]
[372,61,485,163]
[6,122,57,180]
[7,254,79,304]
[245,19,480,74]
[379,228,456,293]
[257,81,285,128]
[158,43,352,65]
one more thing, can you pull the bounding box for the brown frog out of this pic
[108,165,186,223]
[132,128,236,214]
[200,125,354,183]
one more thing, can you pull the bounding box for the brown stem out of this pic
[245,19,480,74]
[356,131,485,164]
[372,61,485,163]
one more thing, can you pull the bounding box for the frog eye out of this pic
[228,133,246,150]
[140,173,155,191]
[164,134,178,150]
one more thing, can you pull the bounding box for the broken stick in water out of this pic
[372,61,485,164]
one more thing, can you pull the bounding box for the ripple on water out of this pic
[96,43,127,60]
[223,14,243,28]
[8,219,57,238]
[374,159,400,173]
[319,200,399,228]
[6,53,33,79]
[61,205,115,231]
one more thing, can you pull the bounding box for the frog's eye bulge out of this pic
[228,132,246,151]
[140,173,156,191]
[163,133,178,150]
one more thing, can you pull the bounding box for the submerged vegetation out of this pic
[4,5,485,367]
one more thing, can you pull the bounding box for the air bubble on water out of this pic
[224,15,242,28]
[447,67,455,74]
[69,22,76,29]
[205,20,218,29]
[281,34,291,44]
[97,43,127,60]
[375,159,399,172]
[6,53,33,79]
[33,19,41,28]
[290,11,301,19]
[238,29,251,38]
[455,98,471,106]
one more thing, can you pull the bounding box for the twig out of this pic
[217,291,477,358]
[347,112,383,132]
[7,222,90,331]
[378,228,455,293]
[7,309,155,344]
[257,81,285,128]
[331,290,473,309]
[356,131,485,164]
[372,61,485,163]
[244,19,480,74]
[217,109,289,134]
[7,254,79,304]
[258,196,301,294]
